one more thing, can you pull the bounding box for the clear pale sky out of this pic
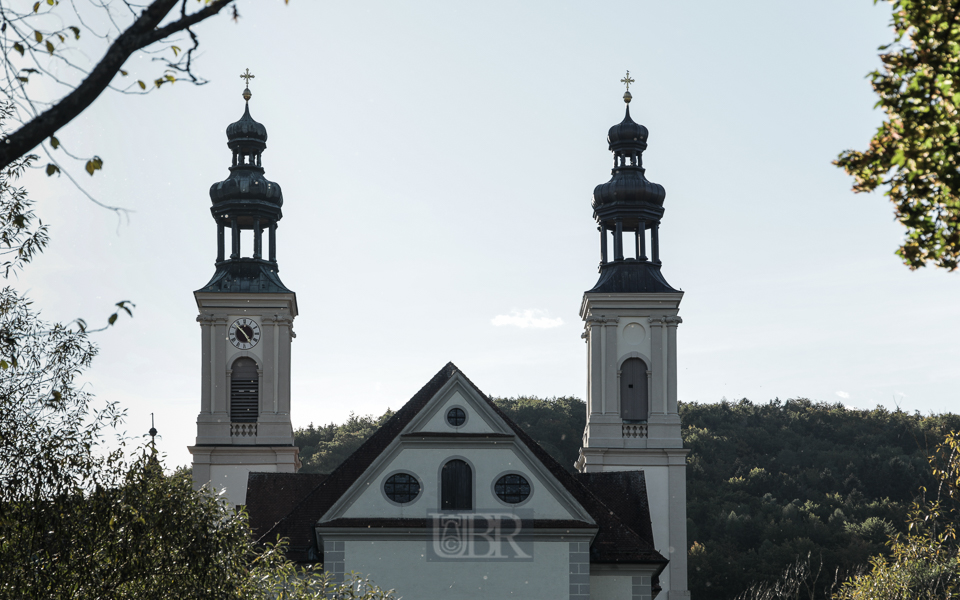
[16,1,958,468]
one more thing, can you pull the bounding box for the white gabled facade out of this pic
[313,370,664,600]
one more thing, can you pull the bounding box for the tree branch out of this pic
[0,0,234,170]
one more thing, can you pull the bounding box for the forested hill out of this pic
[294,398,960,600]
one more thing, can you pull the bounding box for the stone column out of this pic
[585,317,604,416]
[275,315,295,415]
[648,317,665,415]
[260,315,276,416]
[216,224,225,262]
[614,219,623,261]
[665,316,682,415]
[197,315,214,413]
[269,224,277,263]
[602,317,620,415]
[213,316,229,415]
[599,227,608,265]
[667,450,691,600]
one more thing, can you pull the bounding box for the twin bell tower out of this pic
[187,69,689,600]
[188,71,299,507]
[576,72,690,600]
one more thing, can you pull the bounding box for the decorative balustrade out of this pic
[622,423,648,438]
[231,422,257,437]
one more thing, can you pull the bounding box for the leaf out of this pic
[45,163,60,176]
[34,30,42,42]
[137,80,146,90]
[119,69,128,76]
[49,135,59,149]
[171,45,180,57]
[45,40,54,54]
[16,77,28,83]
[69,26,79,40]
[46,0,56,5]
[84,156,103,176]
[13,43,23,56]
[0,360,8,370]
[108,313,117,326]
[33,2,40,12]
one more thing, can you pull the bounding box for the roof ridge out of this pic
[257,362,458,545]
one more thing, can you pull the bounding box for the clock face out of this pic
[229,318,261,350]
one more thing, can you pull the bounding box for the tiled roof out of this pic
[574,471,658,563]
[250,362,667,566]
[246,472,327,542]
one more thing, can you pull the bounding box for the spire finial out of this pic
[620,70,635,104]
[240,68,255,102]
[148,413,158,450]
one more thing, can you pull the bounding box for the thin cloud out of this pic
[491,309,563,329]
[835,391,850,399]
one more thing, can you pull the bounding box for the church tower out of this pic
[188,73,299,508]
[575,74,690,600]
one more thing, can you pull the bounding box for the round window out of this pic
[384,473,421,504]
[446,407,466,427]
[494,474,531,504]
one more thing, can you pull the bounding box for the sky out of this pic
[14,0,959,469]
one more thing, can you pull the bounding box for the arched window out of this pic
[230,357,259,422]
[440,459,472,510]
[620,357,648,421]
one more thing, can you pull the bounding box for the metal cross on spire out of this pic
[620,70,635,104]
[241,68,255,101]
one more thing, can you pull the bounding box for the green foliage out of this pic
[293,395,959,600]
[296,411,395,474]
[294,396,586,475]
[491,396,586,472]
[835,0,960,270]
[683,398,960,600]
[835,431,960,599]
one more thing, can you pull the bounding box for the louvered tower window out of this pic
[230,357,259,422]
[440,459,472,510]
[620,357,648,421]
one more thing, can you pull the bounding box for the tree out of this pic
[0,0,274,177]
[835,0,960,270]
[0,128,395,600]
[834,431,960,599]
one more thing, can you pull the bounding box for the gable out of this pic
[324,374,590,521]
[408,383,506,435]
[254,363,666,566]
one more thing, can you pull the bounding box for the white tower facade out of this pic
[575,84,690,600]
[188,82,299,508]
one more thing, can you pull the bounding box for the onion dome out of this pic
[585,72,678,295]
[606,105,648,152]
[197,69,292,295]
[209,101,283,206]
[226,103,268,146]
[592,104,665,212]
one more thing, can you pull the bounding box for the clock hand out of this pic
[237,326,251,343]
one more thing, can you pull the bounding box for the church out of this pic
[188,73,691,600]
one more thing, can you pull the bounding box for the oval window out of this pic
[446,407,466,427]
[384,473,421,504]
[494,473,531,504]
